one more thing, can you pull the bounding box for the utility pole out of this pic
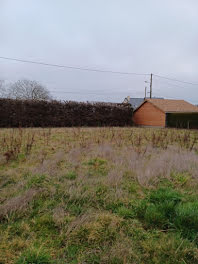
[150,73,153,98]
[145,87,147,99]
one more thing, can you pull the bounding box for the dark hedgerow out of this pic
[0,99,133,127]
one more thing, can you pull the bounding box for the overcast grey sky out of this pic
[1,0,198,103]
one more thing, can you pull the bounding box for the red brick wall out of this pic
[133,101,166,127]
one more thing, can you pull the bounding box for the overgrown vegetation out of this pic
[0,127,198,263]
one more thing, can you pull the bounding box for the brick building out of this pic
[133,99,198,128]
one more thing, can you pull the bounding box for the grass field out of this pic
[0,127,198,264]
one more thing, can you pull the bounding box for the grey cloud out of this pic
[1,0,198,103]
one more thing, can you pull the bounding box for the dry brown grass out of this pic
[0,188,40,220]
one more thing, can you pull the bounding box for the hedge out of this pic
[0,99,133,127]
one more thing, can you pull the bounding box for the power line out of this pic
[154,74,198,86]
[153,78,187,89]
[154,93,197,103]
[51,91,113,95]
[1,55,198,87]
[50,91,132,96]
[0,56,149,76]
[158,82,188,89]
[154,77,191,89]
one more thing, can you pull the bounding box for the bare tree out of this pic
[8,79,52,100]
[0,80,7,98]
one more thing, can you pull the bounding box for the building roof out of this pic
[128,98,145,109]
[123,97,163,110]
[135,98,198,113]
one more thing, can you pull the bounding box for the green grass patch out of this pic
[64,171,77,180]
[84,157,108,176]
[15,247,52,264]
